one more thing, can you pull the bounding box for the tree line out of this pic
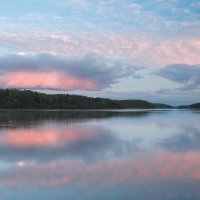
[0,89,156,109]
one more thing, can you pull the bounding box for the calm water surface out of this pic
[0,109,200,200]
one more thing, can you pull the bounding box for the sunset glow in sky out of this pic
[0,0,200,105]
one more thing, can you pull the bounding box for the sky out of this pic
[0,0,200,105]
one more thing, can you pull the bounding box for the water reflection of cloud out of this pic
[0,126,140,162]
[0,127,100,148]
[0,110,199,199]
[159,127,200,152]
[1,151,200,199]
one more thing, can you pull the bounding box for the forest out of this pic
[0,89,160,109]
[0,89,198,109]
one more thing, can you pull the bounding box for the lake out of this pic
[0,109,200,200]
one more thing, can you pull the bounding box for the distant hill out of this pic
[177,103,200,109]
[153,103,174,109]
[190,103,200,109]
[117,100,154,109]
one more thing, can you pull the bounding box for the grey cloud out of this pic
[155,64,200,90]
[0,53,141,90]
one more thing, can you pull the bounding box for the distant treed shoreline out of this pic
[0,89,198,109]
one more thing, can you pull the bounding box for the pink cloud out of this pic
[0,54,135,91]
[1,32,200,67]
[1,71,98,90]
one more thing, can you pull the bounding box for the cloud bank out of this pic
[0,54,140,91]
[156,64,200,90]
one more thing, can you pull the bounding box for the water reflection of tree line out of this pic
[0,110,152,129]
